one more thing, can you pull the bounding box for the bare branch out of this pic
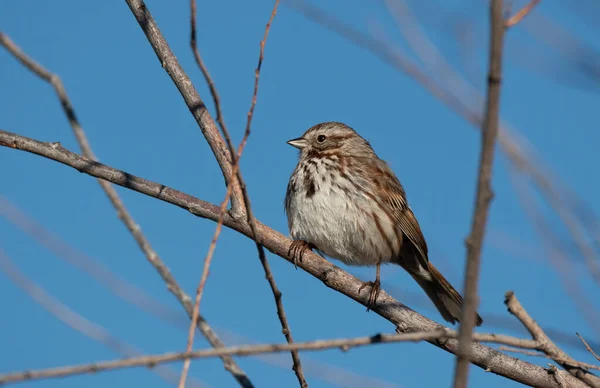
[189,0,243,216]
[219,330,402,388]
[505,0,541,28]
[0,129,585,388]
[577,333,600,362]
[505,291,600,386]
[0,30,253,387]
[123,0,243,214]
[0,328,551,385]
[179,170,238,387]
[189,0,232,152]
[453,2,505,387]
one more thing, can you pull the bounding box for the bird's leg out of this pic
[288,240,316,269]
[358,262,381,311]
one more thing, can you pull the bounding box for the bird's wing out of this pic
[374,161,429,268]
[385,190,429,266]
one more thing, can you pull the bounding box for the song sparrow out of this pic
[284,122,483,326]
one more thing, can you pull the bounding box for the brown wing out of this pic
[375,161,429,268]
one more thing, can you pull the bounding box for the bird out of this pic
[284,121,483,326]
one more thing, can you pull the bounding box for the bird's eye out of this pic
[317,135,327,143]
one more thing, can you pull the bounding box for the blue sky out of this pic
[1,1,599,387]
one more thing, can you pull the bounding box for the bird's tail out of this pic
[412,263,483,326]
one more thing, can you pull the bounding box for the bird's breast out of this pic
[286,160,400,266]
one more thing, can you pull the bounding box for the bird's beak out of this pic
[286,137,308,150]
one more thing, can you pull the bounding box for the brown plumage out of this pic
[285,122,483,326]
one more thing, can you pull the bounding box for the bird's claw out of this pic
[288,240,314,269]
[358,279,381,312]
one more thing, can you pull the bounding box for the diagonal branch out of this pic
[453,2,506,387]
[178,180,238,387]
[189,0,235,158]
[124,0,243,214]
[0,129,588,388]
[0,31,253,388]
[577,333,600,362]
[188,0,245,218]
[237,1,308,387]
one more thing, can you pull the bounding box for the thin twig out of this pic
[181,0,255,383]
[0,250,203,388]
[178,160,242,386]
[577,333,600,362]
[124,0,243,213]
[179,2,296,387]
[0,328,546,385]
[239,1,308,387]
[505,291,600,386]
[453,2,505,387]
[0,129,587,388]
[189,0,232,154]
[0,31,253,388]
[189,0,242,216]
[219,330,402,388]
[505,0,541,28]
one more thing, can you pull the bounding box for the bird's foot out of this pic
[358,278,381,312]
[288,240,315,269]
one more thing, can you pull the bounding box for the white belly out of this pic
[286,174,398,266]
